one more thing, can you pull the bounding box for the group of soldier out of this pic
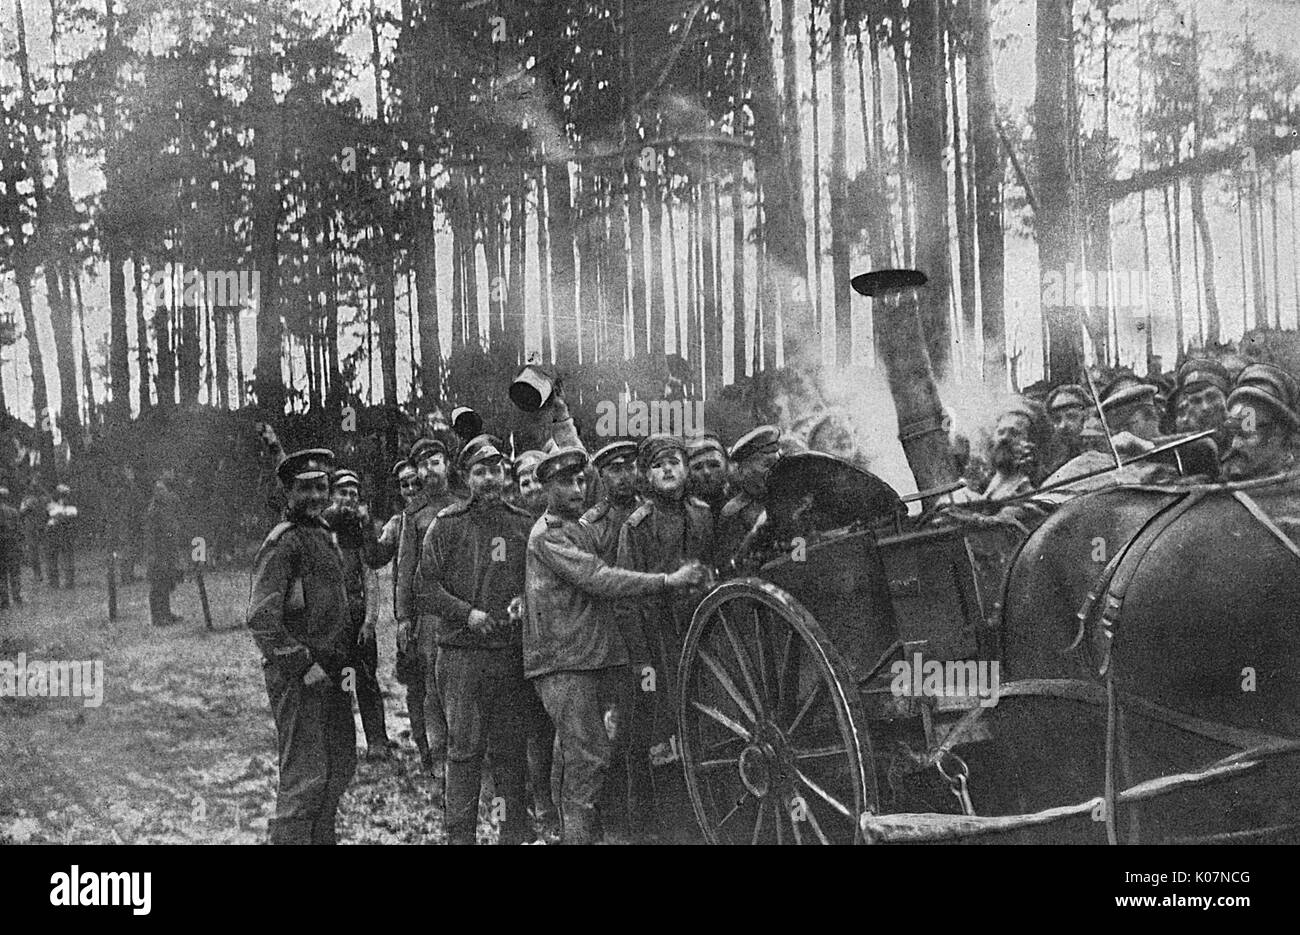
[0,482,81,608]
[975,358,1300,510]
[245,385,794,845]
[243,352,1300,846]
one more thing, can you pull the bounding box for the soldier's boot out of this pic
[444,758,481,845]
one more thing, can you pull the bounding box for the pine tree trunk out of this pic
[415,183,442,405]
[829,0,852,368]
[908,0,953,376]
[1162,184,1184,355]
[251,54,285,416]
[536,164,553,362]
[1034,0,1083,381]
[701,163,721,396]
[969,0,1005,383]
[732,156,747,381]
[809,12,826,341]
[647,152,667,364]
[15,267,52,461]
[948,34,977,361]
[132,254,150,412]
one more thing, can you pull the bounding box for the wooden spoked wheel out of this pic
[679,579,878,844]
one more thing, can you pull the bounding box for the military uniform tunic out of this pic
[418,497,535,843]
[246,515,356,845]
[524,510,672,843]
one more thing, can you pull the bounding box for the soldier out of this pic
[981,400,1049,501]
[417,435,535,845]
[1099,377,1162,446]
[523,447,705,844]
[716,425,782,568]
[581,441,640,564]
[1170,358,1232,445]
[578,440,639,831]
[512,450,548,517]
[0,488,21,608]
[382,460,435,770]
[615,435,714,839]
[144,471,184,626]
[19,481,46,582]
[45,484,78,589]
[687,433,730,524]
[246,449,356,845]
[324,468,396,759]
[1221,363,1300,482]
[1044,384,1090,472]
[395,437,460,789]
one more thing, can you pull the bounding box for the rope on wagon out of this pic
[860,739,1300,844]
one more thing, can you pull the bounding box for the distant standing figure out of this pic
[46,484,78,589]
[0,487,23,608]
[19,482,46,581]
[145,472,184,626]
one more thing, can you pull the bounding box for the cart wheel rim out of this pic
[679,578,878,844]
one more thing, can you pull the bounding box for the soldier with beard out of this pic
[981,400,1049,501]
[1221,363,1300,482]
[247,449,355,845]
[324,469,396,759]
[524,447,705,843]
[395,438,460,790]
[716,426,782,568]
[418,435,534,845]
[1170,358,1232,447]
[687,433,730,524]
[615,435,714,839]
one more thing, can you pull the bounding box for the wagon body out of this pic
[675,451,1300,844]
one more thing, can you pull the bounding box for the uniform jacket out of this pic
[144,485,182,568]
[716,491,764,567]
[417,497,534,650]
[615,495,714,660]
[579,497,638,566]
[324,507,390,623]
[394,488,458,621]
[46,498,78,543]
[0,503,20,552]
[523,511,669,679]
[246,516,352,679]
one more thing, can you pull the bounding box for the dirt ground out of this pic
[0,552,490,845]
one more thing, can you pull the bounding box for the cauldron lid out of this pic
[764,452,904,538]
[850,269,928,297]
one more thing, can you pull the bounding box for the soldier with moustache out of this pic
[324,468,396,759]
[395,438,460,788]
[246,449,356,845]
[686,433,730,524]
[1221,363,1300,482]
[524,447,706,844]
[417,435,535,845]
[716,426,782,569]
[615,434,715,839]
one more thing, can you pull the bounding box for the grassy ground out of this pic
[0,552,456,844]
